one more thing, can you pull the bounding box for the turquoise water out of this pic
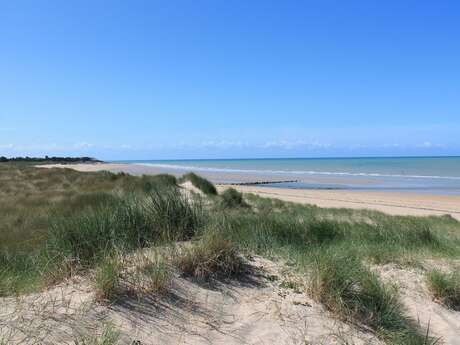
[118,157,460,195]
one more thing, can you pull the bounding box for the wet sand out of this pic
[41,163,460,220]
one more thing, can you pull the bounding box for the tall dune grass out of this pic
[179,172,217,195]
[427,269,460,310]
[176,231,244,280]
[0,165,202,294]
[310,253,433,344]
[47,186,203,267]
[219,188,249,208]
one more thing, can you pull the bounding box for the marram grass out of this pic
[1,163,459,344]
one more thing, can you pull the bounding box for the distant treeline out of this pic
[0,156,102,163]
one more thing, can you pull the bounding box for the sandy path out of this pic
[40,163,460,220]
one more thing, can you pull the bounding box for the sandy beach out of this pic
[41,163,460,220]
[219,185,460,220]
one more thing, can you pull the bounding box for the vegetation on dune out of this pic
[75,322,121,345]
[131,252,172,295]
[176,231,244,280]
[0,251,41,296]
[94,255,122,302]
[426,269,460,310]
[0,164,195,294]
[46,186,203,268]
[0,164,176,253]
[179,172,217,195]
[310,254,433,344]
[219,196,458,265]
[1,163,460,344]
[140,173,177,191]
[219,187,249,208]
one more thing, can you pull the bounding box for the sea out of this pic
[116,157,460,195]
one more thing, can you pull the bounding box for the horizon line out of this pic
[112,154,460,162]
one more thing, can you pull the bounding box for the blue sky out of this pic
[1,0,459,160]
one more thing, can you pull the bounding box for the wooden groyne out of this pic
[219,179,299,186]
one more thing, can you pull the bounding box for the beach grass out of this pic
[94,255,122,302]
[309,253,433,344]
[179,172,218,195]
[75,322,121,345]
[219,187,249,208]
[175,231,244,280]
[222,194,460,264]
[426,269,460,310]
[134,253,172,294]
[46,186,203,268]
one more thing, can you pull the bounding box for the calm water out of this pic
[118,157,460,195]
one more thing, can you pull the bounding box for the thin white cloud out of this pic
[260,140,331,150]
[73,142,94,149]
[416,141,445,149]
[200,140,247,149]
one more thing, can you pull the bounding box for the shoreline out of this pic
[40,163,460,220]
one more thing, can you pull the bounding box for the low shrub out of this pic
[427,269,460,310]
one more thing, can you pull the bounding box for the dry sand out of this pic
[219,185,460,220]
[2,252,458,344]
[41,163,460,220]
[377,263,460,345]
[0,256,381,345]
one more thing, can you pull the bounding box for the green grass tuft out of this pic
[94,256,121,302]
[0,251,42,296]
[180,172,217,195]
[144,185,204,241]
[176,232,244,280]
[309,253,434,344]
[140,174,177,192]
[427,269,460,310]
[75,322,121,345]
[220,188,249,208]
[130,252,172,295]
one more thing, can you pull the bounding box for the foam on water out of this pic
[115,157,460,195]
[134,162,460,181]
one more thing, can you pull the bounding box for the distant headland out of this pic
[0,156,102,164]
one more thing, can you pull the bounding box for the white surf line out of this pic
[136,163,460,180]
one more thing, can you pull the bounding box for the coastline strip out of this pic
[38,163,460,220]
